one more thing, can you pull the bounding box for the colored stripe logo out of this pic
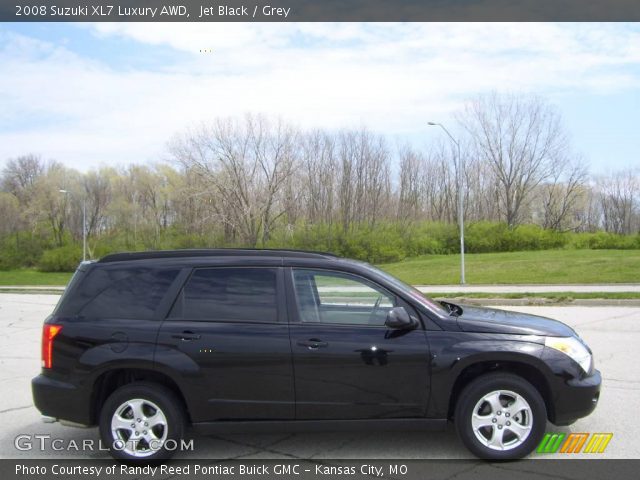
[537,433,566,453]
[583,433,613,453]
[537,433,613,454]
[560,433,589,453]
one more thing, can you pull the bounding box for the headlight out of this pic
[545,336,592,374]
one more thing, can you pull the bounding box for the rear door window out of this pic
[169,267,278,323]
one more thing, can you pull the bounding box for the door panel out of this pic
[291,324,430,419]
[155,267,294,422]
[288,268,430,420]
[156,321,294,421]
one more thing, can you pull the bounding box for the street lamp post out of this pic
[59,189,87,262]
[428,122,465,285]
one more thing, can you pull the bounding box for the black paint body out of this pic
[32,250,601,431]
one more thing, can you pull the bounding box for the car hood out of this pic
[455,305,576,337]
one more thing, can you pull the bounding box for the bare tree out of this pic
[1,111,637,265]
[80,169,113,239]
[300,131,337,226]
[27,162,79,246]
[337,129,391,232]
[597,169,639,234]
[464,155,501,222]
[170,115,298,246]
[0,192,21,238]
[397,146,423,223]
[421,146,456,223]
[1,154,45,201]
[540,158,588,231]
[576,185,603,232]
[460,93,568,227]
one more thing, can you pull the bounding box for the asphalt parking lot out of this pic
[0,293,637,460]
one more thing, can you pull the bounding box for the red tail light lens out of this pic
[42,324,62,369]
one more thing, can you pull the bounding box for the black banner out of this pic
[2,0,640,22]
[4,459,640,480]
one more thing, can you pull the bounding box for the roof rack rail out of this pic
[98,248,339,263]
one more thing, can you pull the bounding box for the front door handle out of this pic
[297,338,328,349]
[172,331,201,341]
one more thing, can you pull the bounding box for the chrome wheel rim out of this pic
[471,389,533,451]
[110,398,168,457]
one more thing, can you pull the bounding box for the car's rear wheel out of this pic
[454,373,546,460]
[99,382,185,461]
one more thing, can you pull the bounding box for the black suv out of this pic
[32,249,601,461]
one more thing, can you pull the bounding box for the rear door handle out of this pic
[297,338,328,349]
[172,331,201,341]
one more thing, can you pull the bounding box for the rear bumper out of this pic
[551,369,601,426]
[32,374,93,426]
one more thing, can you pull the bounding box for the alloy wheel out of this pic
[470,389,533,451]
[110,398,168,458]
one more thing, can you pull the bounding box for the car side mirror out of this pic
[385,307,417,330]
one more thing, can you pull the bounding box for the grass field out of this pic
[434,292,640,300]
[380,249,640,285]
[0,249,638,286]
[0,270,73,286]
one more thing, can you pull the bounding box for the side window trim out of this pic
[288,267,397,328]
[275,266,289,325]
[166,265,285,324]
[155,268,192,320]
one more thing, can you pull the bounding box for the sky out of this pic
[0,22,638,174]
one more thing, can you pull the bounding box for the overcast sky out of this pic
[0,22,638,173]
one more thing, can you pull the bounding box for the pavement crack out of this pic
[262,433,297,449]
[440,462,484,480]
[0,405,32,414]
[490,461,582,480]
[576,310,639,329]
[308,436,356,459]
[605,384,640,391]
[606,377,640,384]
[208,434,303,459]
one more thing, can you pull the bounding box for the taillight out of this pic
[42,324,62,369]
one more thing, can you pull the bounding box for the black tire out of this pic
[454,373,546,460]
[99,382,186,461]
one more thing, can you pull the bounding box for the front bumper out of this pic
[551,369,601,426]
[32,374,93,426]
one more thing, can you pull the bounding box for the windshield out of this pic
[359,262,449,316]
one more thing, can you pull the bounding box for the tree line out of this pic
[1,93,638,270]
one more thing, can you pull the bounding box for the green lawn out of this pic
[0,249,639,286]
[434,292,640,300]
[0,269,73,286]
[380,249,640,285]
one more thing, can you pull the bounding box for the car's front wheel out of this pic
[99,382,186,461]
[454,373,547,460]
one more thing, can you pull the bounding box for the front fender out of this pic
[427,331,549,418]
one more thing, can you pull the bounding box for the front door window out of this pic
[292,269,395,326]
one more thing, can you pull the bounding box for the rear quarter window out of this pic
[74,268,180,320]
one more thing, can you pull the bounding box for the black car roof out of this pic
[98,248,339,264]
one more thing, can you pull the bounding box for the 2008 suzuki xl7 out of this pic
[32,249,601,461]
